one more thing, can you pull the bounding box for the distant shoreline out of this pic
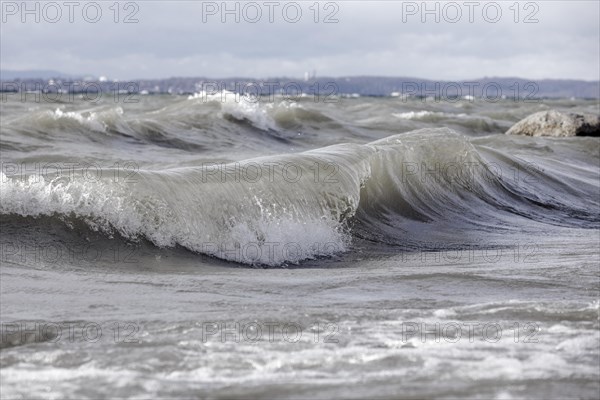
[2,75,599,99]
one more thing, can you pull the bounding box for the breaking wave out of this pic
[2,128,598,266]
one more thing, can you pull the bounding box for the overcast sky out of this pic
[1,1,599,80]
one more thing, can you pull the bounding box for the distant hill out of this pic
[1,72,598,98]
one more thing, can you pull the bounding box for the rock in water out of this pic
[506,110,600,137]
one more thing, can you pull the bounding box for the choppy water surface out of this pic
[1,94,599,399]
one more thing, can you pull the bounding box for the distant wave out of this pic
[1,95,345,152]
[392,110,502,132]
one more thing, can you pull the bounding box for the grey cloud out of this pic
[1,1,598,80]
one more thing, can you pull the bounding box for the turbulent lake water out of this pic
[1,93,599,399]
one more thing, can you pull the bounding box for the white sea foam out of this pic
[392,110,470,120]
[188,90,280,131]
[48,107,124,132]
